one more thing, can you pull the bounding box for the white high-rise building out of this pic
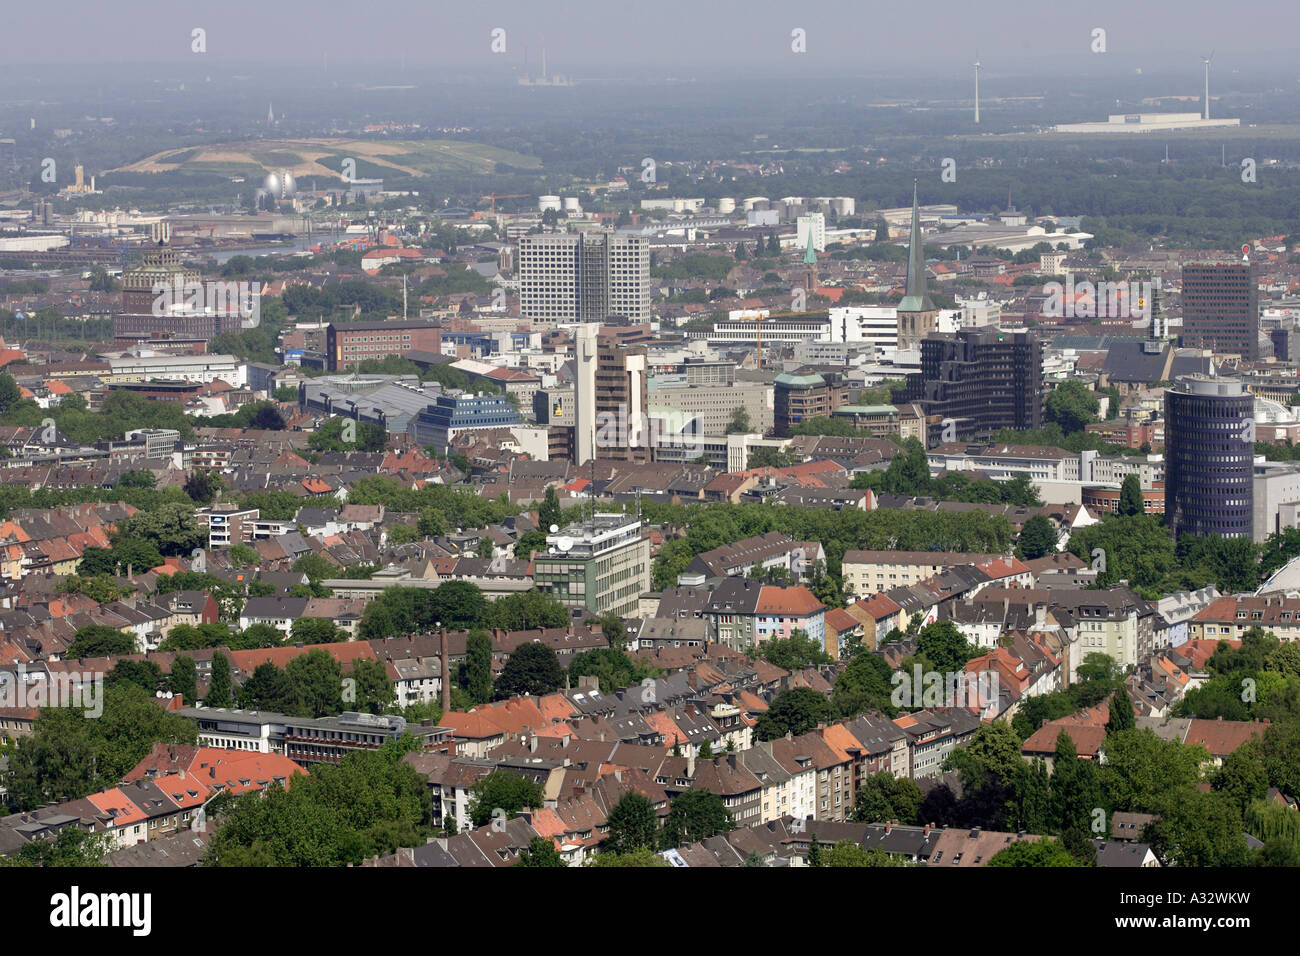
[828,306,899,352]
[518,231,650,324]
[796,213,826,253]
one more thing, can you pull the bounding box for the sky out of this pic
[2,0,1296,78]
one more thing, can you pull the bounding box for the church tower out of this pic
[897,180,937,349]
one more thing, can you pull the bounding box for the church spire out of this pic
[898,179,935,313]
[803,229,817,265]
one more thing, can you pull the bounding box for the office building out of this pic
[904,328,1043,443]
[594,338,650,463]
[774,371,847,437]
[1180,261,1260,360]
[326,319,442,371]
[517,231,650,323]
[1164,376,1254,539]
[533,514,651,617]
[409,392,522,453]
[114,225,242,342]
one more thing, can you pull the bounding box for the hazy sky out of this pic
[2,0,1295,77]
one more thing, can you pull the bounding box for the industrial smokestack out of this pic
[440,628,451,713]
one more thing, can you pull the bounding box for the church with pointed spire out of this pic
[802,230,818,301]
[897,181,937,349]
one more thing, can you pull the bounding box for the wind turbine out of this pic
[973,52,982,124]
[1201,51,1214,120]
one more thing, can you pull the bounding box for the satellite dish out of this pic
[557,536,574,552]
[549,524,559,534]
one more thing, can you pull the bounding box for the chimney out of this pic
[686,751,695,777]
[529,735,538,754]
[885,821,892,834]
[923,823,932,836]
[440,628,451,713]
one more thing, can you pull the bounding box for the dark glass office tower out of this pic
[1164,376,1254,539]
[1181,261,1260,360]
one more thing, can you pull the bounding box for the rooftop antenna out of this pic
[973,52,981,124]
[588,456,595,532]
[1202,51,1214,120]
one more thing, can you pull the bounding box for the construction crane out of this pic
[480,193,529,216]
[734,305,827,370]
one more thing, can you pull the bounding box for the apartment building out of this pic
[841,550,1005,596]
[517,231,650,323]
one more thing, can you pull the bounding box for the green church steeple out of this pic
[898,179,935,313]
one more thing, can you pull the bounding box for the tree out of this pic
[987,839,1079,867]
[726,406,752,434]
[67,625,136,658]
[105,659,166,694]
[817,840,910,867]
[661,789,733,847]
[597,612,628,651]
[348,658,396,715]
[207,748,430,867]
[0,374,21,415]
[1045,380,1099,434]
[754,687,834,741]
[1213,749,1269,815]
[229,543,261,567]
[285,649,344,718]
[748,447,797,469]
[239,662,294,712]
[516,836,566,867]
[1146,787,1251,867]
[495,643,565,699]
[1049,731,1103,833]
[0,826,114,867]
[514,529,547,558]
[429,580,488,629]
[567,646,657,695]
[2,683,198,810]
[468,771,545,827]
[115,502,205,558]
[754,633,832,670]
[183,470,223,505]
[538,486,562,531]
[248,404,286,430]
[807,835,823,866]
[291,617,346,645]
[586,847,669,867]
[1117,474,1144,517]
[604,792,659,855]
[1016,514,1057,560]
[461,630,495,704]
[208,652,233,708]
[169,655,198,703]
[832,652,896,719]
[116,469,156,490]
[1106,685,1136,734]
[915,620,976,673]
[852,772,923,825]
